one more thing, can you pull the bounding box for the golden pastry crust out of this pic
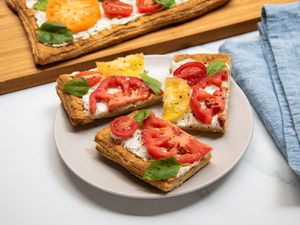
[173,53,231,64]
[56,74,163,126]
[95,127,211,192]
[171,53,231,133]
[6,0,229,65]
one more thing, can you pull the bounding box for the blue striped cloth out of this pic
[219,1,300,176]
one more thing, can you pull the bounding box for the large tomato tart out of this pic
[56,54,163,126]
[95,111,212,192]
[163,53,231,133]
[7,0,229,65]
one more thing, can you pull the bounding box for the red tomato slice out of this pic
[89,76,153,114]
[190,82,226,124]
[174,62,207,86]
[190,97,213,124]
[89,92,97,115]
[75,71,103,87]
[211,89,226,114]
[136,0,161,13]
[110,115,138,139]
[142,113,212,164]
[206,71,228,87]
[102,0,133,18]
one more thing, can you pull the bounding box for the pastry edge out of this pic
[95,127,211,192]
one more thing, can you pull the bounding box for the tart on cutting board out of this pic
[6,0,229,65]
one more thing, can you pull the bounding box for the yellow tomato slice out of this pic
[96,53,144,77]
[46,0,101,33]
[163,77,191,122]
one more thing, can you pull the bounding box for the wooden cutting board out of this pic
[0,0,294,94]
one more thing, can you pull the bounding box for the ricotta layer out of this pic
[111,129,198,178]
[82,88,108,117]
[69,69,108,117]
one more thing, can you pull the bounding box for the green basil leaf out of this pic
[33,0,48,11]
[140,71,161,95]
[207,60,227,76]
[37,21,73,44]
[134,109,152,126]
[63,78,89,97]
[143,157,181,181]
[155,0,176,8]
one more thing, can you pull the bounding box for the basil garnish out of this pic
[155,0,176,8]
[143,157,181,181]
[140,71,161,95]
[37,21,73,44]
[134,109,152,126]
[63,78,89,97]
[33,0,48,11]
[207,60,227,76]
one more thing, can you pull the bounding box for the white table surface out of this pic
[1,32,299,225]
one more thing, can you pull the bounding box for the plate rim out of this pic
[54,54,253,199]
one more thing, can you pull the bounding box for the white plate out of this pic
[54,55,253,199]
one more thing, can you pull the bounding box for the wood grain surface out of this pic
[0,0,295,94]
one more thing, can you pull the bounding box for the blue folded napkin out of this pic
[219,1,300,176]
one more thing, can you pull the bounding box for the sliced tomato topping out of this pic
[174,62,229,87]
[142,113,212,164]
[75,71,103,87]
[190,97,213,124]
[89,76,153,114]
[190,82,226,124]
[206,70,228,87]
[136,0,162,13]
[210,89,226,114]
[89,92,97,115]
[174,62,207,86]
[110,115,138,139]
[46,0,101,33]
[102,0,133,18]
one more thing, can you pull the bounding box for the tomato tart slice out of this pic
[55,54,163,126]
[163,53,231,133]
[95,111,212,192]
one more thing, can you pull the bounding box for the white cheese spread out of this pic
[204,84,220,95]
[111,128,198,177]
[175,111,220,129]
[82,88,108,117]
[123,129,149,159]
[107,87,121,94]
[26,0,190,47]
[26,0,36,8]
[175,0,190,4]
[70,71,80,76]
[170,58,195,73]
[176,162,199,177]
[80,84,121,116]
[70,68,99,76]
